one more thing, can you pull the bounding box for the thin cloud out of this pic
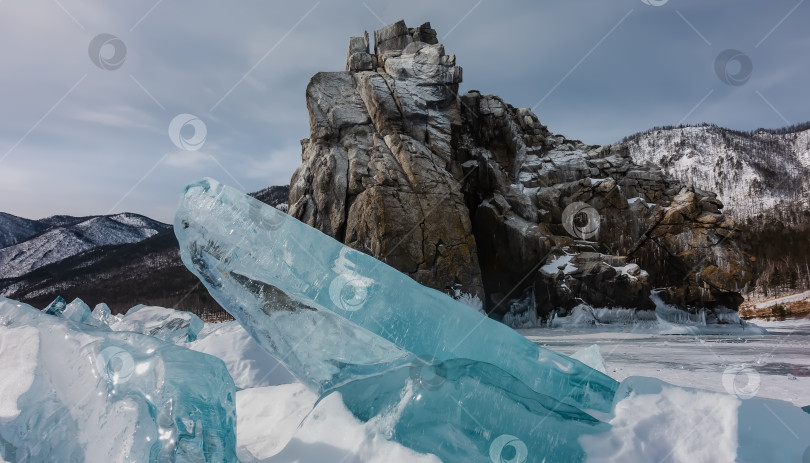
[0,0,806,222]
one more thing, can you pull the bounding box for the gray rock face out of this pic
[292,21,483,299]
[346,31,376,72]
[290,20,754,318]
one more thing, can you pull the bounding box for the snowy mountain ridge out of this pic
[0,189,289,312]
[622,122,810,220]
[0,212,170,279]
[0,212,45,248]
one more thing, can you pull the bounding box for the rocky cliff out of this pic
[289,20,755,319]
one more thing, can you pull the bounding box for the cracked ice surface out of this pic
[0,297,238,463]
[175,178,619,461]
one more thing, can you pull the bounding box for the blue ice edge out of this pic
[0,297,238,463]
[175,177,619,461]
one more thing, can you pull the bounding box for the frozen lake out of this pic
[520,317,810,407]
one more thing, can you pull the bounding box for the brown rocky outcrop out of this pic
[289,20,754,319]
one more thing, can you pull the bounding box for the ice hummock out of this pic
[89,302,112,329]
[61,297,91,324]
[0,297,238,462]
[112,305,205,344]
[42,295,67,316]
[175,178,619,461]
[539,292,768,335]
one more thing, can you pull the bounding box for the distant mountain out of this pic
[0,212,46,248]
[0,230,211,314]
[251,185,289,212]
[0,187,289,315]
[621,123,810,298]
[0,213,169,279]
[621,122,810,221]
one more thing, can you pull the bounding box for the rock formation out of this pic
[289,20,754,319]
[291,21,482,300]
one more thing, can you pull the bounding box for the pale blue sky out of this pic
[0,0,807,222]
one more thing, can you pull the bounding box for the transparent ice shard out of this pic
[0,297,238,463]
[42,295,67,316]
[62,298,91,324]
[89,302,112,329]
[333,357,609,461]
[571,344,608,375]
[114,305,205,344]
[175,178,619,461]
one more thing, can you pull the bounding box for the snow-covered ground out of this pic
[753,290,810,309]
[521,318,810,407]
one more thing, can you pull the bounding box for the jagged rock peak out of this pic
[346,20,461,84]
